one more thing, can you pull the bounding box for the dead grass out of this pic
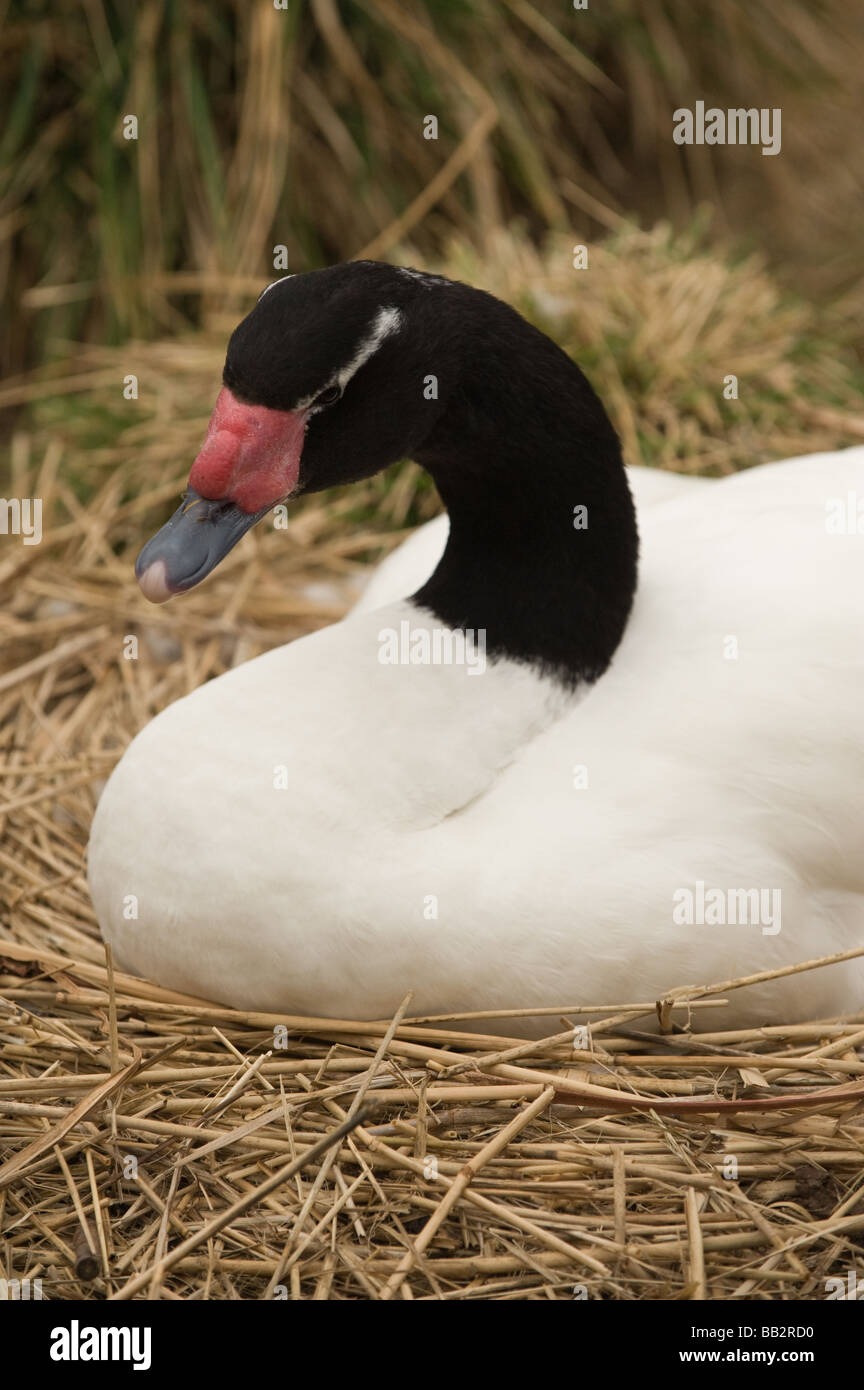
[2,939,864,1300]
[7,0,864,382]
[2,232,864,1300]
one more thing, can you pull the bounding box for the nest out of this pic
[2,943,864,1301]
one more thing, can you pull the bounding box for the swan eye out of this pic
[315,384,342,407]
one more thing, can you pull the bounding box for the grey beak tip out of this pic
[134,489,267,598]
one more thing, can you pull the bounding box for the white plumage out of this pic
[90,450,864,1033]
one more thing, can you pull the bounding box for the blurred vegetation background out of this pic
[2,0,864,513]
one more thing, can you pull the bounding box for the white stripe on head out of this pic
[334,305,404,392]
[397,267,451,289]
[298,305,405,412]
[258,274,294,301]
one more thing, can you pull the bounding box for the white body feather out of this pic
[89,454,864,1033]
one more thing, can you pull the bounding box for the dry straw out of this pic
[2,930,864,1300]
[2,233,864,1300]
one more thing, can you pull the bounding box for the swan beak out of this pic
[135,386,308,602]
[135,490,269,603]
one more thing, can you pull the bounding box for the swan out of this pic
[88,260,864,1034]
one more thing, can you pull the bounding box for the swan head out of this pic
[136,261,452,602]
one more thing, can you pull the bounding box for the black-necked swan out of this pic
[88,260,864,1035]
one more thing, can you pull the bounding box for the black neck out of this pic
[413,317,638,687]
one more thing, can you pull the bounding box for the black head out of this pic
[136,261,462,600]
[223,261,461,494]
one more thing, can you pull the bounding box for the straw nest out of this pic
[3,232,864,1301]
